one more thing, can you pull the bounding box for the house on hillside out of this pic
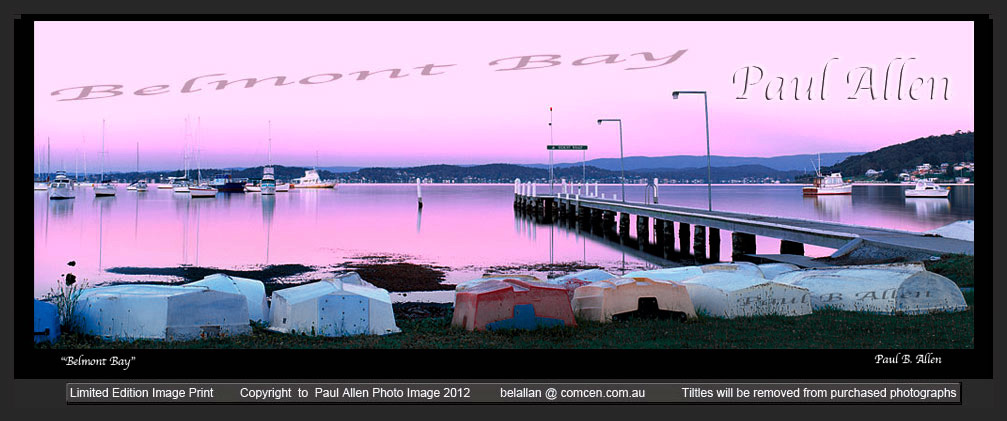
[865,169,883,177]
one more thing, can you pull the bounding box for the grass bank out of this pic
[925,254,974,288]
[39,295,973,350]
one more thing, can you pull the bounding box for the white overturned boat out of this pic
[47,171,75,200]
[74,284,252,341]
[269,272,400,336]
[773,263,967,314]
[185,273,269,322]
[681,271,812,318]
[905,180,950,198]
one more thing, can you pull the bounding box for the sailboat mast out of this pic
[47,137,51,181]
[268,120,272,166]
[100,119,106,182]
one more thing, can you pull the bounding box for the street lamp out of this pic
[671,90,712,211]
[596,118,625,202]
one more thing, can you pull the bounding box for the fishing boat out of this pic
[209,173,247,192]
[904,180,950,198]
[47,170,76,200]
[292,169,336,188]
[802,154,850,196]
[93,120,116,197]
[261,121,277,195]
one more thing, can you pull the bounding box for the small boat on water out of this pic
[292,169,336,188]
[905,180,950,198]
[47,170,76,200]
[275,182,289,192]
[210,173,247,192]
[245,181,261,193]
[189,117,217,198]
[127,143,148,192]
[803,173,851,195]
[261,121,277,195]
[94,120,116,197]
[802,154,851,196]
[172,177,191,193]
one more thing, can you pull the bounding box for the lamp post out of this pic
[672,90,712,211]
[596,118,625,202]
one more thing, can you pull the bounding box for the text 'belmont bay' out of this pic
[49,50,688,102]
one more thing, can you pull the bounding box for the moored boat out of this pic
[47,170,76,200]
[210,173,247,192]
[802,173,851,195]
[261,122,277,195]
[904,180,950,198]
[292,169,336,188]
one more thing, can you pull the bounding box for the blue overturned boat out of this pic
[33,299,60,344]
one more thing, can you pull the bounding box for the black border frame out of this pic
[15,13,991,381]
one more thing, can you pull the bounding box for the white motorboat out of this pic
[245,183,261,193]
[275,182,289,192]
[34,182,49,191]
[905,180,950,198]
[802,172,851,195]
[292,169,336,188]
[47,171,76,200]
[802,154,852,196]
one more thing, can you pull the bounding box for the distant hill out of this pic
[823,132,974,177]
[528,152,860,172]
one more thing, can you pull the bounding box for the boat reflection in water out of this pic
[808,194,852,222]
[49,197,74,219]
[262,194,275,264]
[905,197,951,218]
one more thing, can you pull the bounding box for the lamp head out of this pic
[672,91,680,99]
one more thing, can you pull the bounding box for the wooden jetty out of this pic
[512,181,974,262]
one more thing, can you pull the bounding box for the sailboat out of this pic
[802,153,851,196]
[127,143,148,192]
[172,119,192,193]
[93,120,116,197]
[34,138,49,191]
[261,121,277,195]
[189,117,218,198]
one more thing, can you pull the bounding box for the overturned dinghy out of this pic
[452,276,576,331]
[682,272,812,318]
[545,269,616,301]
[185,273,269,322]
[773,263,967,314]
[572,277,697,322]
[269,272,400,336]
[623,266,704,282]
[33,299,60,344]
[757,263,800,279]
[75,285,251,341]
[700,262,766,277]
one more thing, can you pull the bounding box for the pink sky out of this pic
[33,21,974,171]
